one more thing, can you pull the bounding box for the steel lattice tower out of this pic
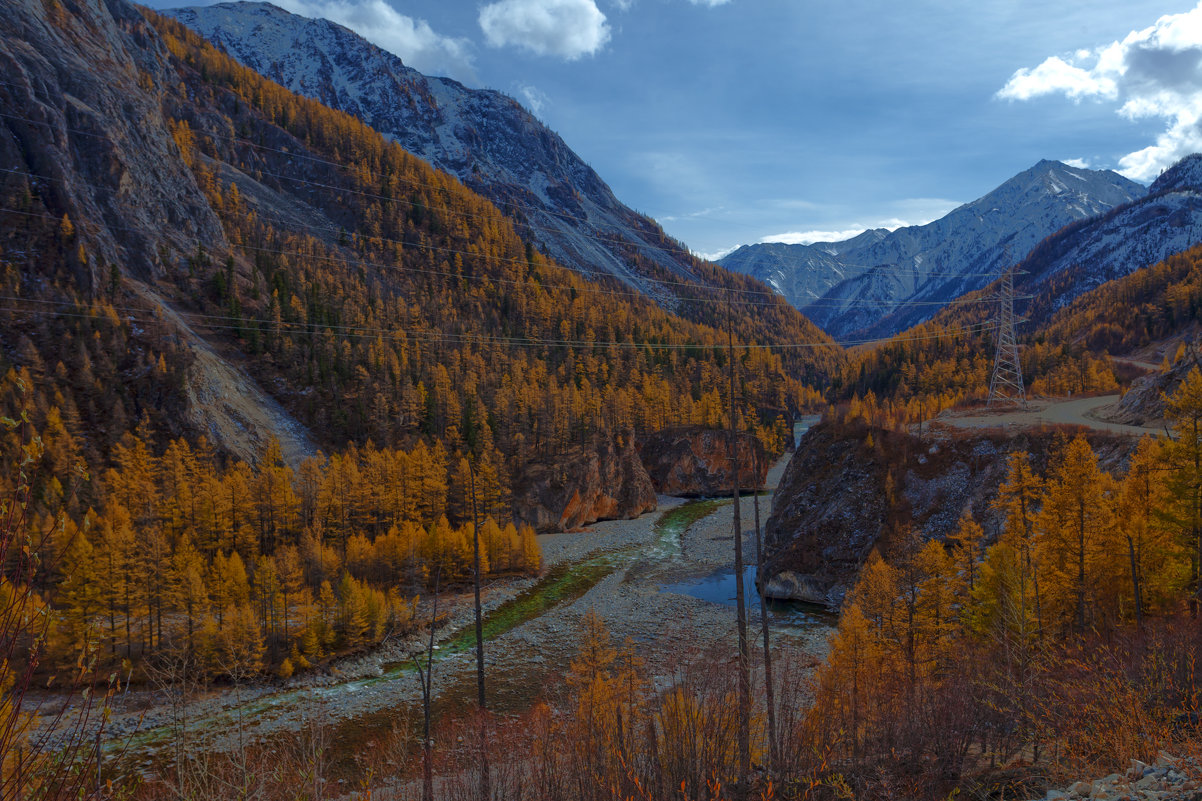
[987,268,1026,408]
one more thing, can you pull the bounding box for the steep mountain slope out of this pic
[164,2,741,307]
[721,161,1144,339]
[1022,154,1202,319]
[0,0,833,510]
[0,0,226,283]
[718,230,887,303]
[836,154,1202,408]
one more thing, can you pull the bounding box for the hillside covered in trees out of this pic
[0,0,835,724]
[12,0,1202,799]
[830,239,1202,418]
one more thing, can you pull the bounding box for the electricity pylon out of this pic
[987,268,1026,408]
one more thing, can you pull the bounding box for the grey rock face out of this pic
[0,0,227,286]
[165,2,710,303]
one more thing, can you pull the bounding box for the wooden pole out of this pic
[728,289,751,791]
[469,461,490,800]
[753,451,777,774]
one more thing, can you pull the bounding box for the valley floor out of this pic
[77,447,830,778]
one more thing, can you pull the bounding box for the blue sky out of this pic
[149,0,1202,258]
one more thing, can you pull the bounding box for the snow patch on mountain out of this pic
[721,160,1146,339]
[166,1,705,304]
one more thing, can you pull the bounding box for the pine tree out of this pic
[1164,367,1202,613]
[1118,436,1186,618]
[219,602,265,679]
[168,533,209,653]
[1037,435,1116,633]
[951,509,986,595]
[56,519,101,663]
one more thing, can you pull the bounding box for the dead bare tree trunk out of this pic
[469,461,490,801]
[753,451,777,775]
[727,290,751,793]
[414,565,442,801]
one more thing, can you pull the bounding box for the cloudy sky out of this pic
[149,0,1202,258]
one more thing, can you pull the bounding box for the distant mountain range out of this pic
[1015,153,1202,323]
[721,160,1147,339]
[166,1,722,306]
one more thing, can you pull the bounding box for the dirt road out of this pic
[933,394,1163,438]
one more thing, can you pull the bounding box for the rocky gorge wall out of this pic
[639,426,769,497]
[512,425,773,533]
[513,433,657,533]
[761,420,1137,608]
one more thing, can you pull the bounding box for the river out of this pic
[94,418,831,780]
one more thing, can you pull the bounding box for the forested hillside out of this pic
[0,0,836,688]
[0,4,836,498]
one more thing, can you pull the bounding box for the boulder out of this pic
[1108,342,1202,426]
[513,433,657,533]
[762,570,837,607]
[638,426,769,497]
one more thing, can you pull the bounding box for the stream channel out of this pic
[111,418,830,778]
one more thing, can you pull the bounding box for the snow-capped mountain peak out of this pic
[166,1,712,302]
[720,159,1146,339]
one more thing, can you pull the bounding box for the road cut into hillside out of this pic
[933,394,1164,438]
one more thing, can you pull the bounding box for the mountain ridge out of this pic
[164,2,735,306]
[721,160,1145,339]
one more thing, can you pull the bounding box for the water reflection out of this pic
[660,565,833,634]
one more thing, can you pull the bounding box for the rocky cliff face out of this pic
[638,426,769,496]
[0,0,226,286]
[762,422,1135,608]
[1108,342,1202,426]
[513,434,657,533]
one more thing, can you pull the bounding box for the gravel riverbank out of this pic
[74,443,829,762]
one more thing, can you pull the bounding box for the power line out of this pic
[0,293,1002,351]
[0,185,1008,314]
[0,98,1013,291]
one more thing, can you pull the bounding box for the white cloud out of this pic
[660,205,726,223]
[275,0,475,81]
[479,0,610,60]
[693,245,737,261]
[761,228,872,246]
[997,2,1202,182]
[761,215,940,246]
[997,55,1119,102]
[1063,157,1092,169]
[518,84,550,116]
[687,0,732,6]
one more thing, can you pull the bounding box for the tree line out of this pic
[28,421,541,681]
[800,369,1202,796]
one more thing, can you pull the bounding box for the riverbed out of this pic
[82,420,832,779]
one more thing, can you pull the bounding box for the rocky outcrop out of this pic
[1108,341,1202,426]
[513,434,657,533]
[1022,755,1201,801]
[761,421,1137,608]
[639,426,769,497]
[0,0,227,285]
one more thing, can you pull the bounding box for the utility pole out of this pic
[727,289,751,792]
[753,450,776,775]
[988,267,1026,408]
[415,566,441,801]
[469,461,490,801]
